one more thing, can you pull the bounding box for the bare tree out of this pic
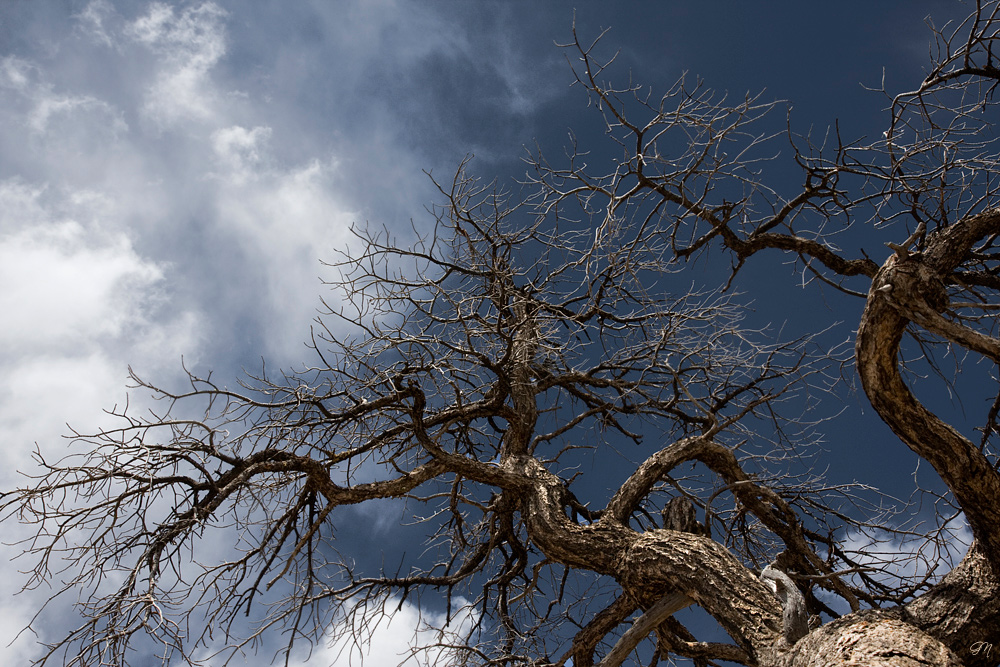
[7,3,1000,666]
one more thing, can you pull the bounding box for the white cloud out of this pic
[0,179,201,470]
[0,56,33,92]
[181,595,478,667]
[211,124,272,181]
[0,1,470,662]
[0,55,128,136]
[846,518,972,579]
[0,180,201,662]
[209,126,355,354]
[0,4,362,362]
[75,0,118,49]
[289,596,479,667]
[0,199,161,352]
[127,2,228,126]
[815,518,974,616]
[0,576,46,665]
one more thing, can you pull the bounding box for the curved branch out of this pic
[565,594,637,667]
[618,530,783,660]
[857,236,1000,569]
[595,593,692,667]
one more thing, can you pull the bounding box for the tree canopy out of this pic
[6,3,1000,667]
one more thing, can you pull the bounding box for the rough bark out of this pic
[513,419,999,666]
[617,530,783,659]
[512,456,790,662]
[776,610,963,667]
[856,210,1000,571]
[661,496,702,534]
[903,542,1000,667]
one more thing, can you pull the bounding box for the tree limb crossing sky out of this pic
[0,1,972,664]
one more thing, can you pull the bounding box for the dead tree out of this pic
[6,3,1000,666]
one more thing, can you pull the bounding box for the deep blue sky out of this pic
[0,2,977,664]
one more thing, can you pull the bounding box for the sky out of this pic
[0,1,977,665]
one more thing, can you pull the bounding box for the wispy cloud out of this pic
[0,56,128,136]
[0,179,198,659]
[0,0,570,663]
[0,2,437,658]
[74,0,120,49]
[0,178,198,457]
[289,596,479,667]
[127,2,228,126]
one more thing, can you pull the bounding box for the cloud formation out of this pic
[0,1,497,662]
[288,597,479,667]
[128,2,228,126]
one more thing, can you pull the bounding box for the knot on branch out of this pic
[660,496,706,536]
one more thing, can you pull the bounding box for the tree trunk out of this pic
[517,451,1000,666]
[774,611,963,667]
[903,542,1000,667]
